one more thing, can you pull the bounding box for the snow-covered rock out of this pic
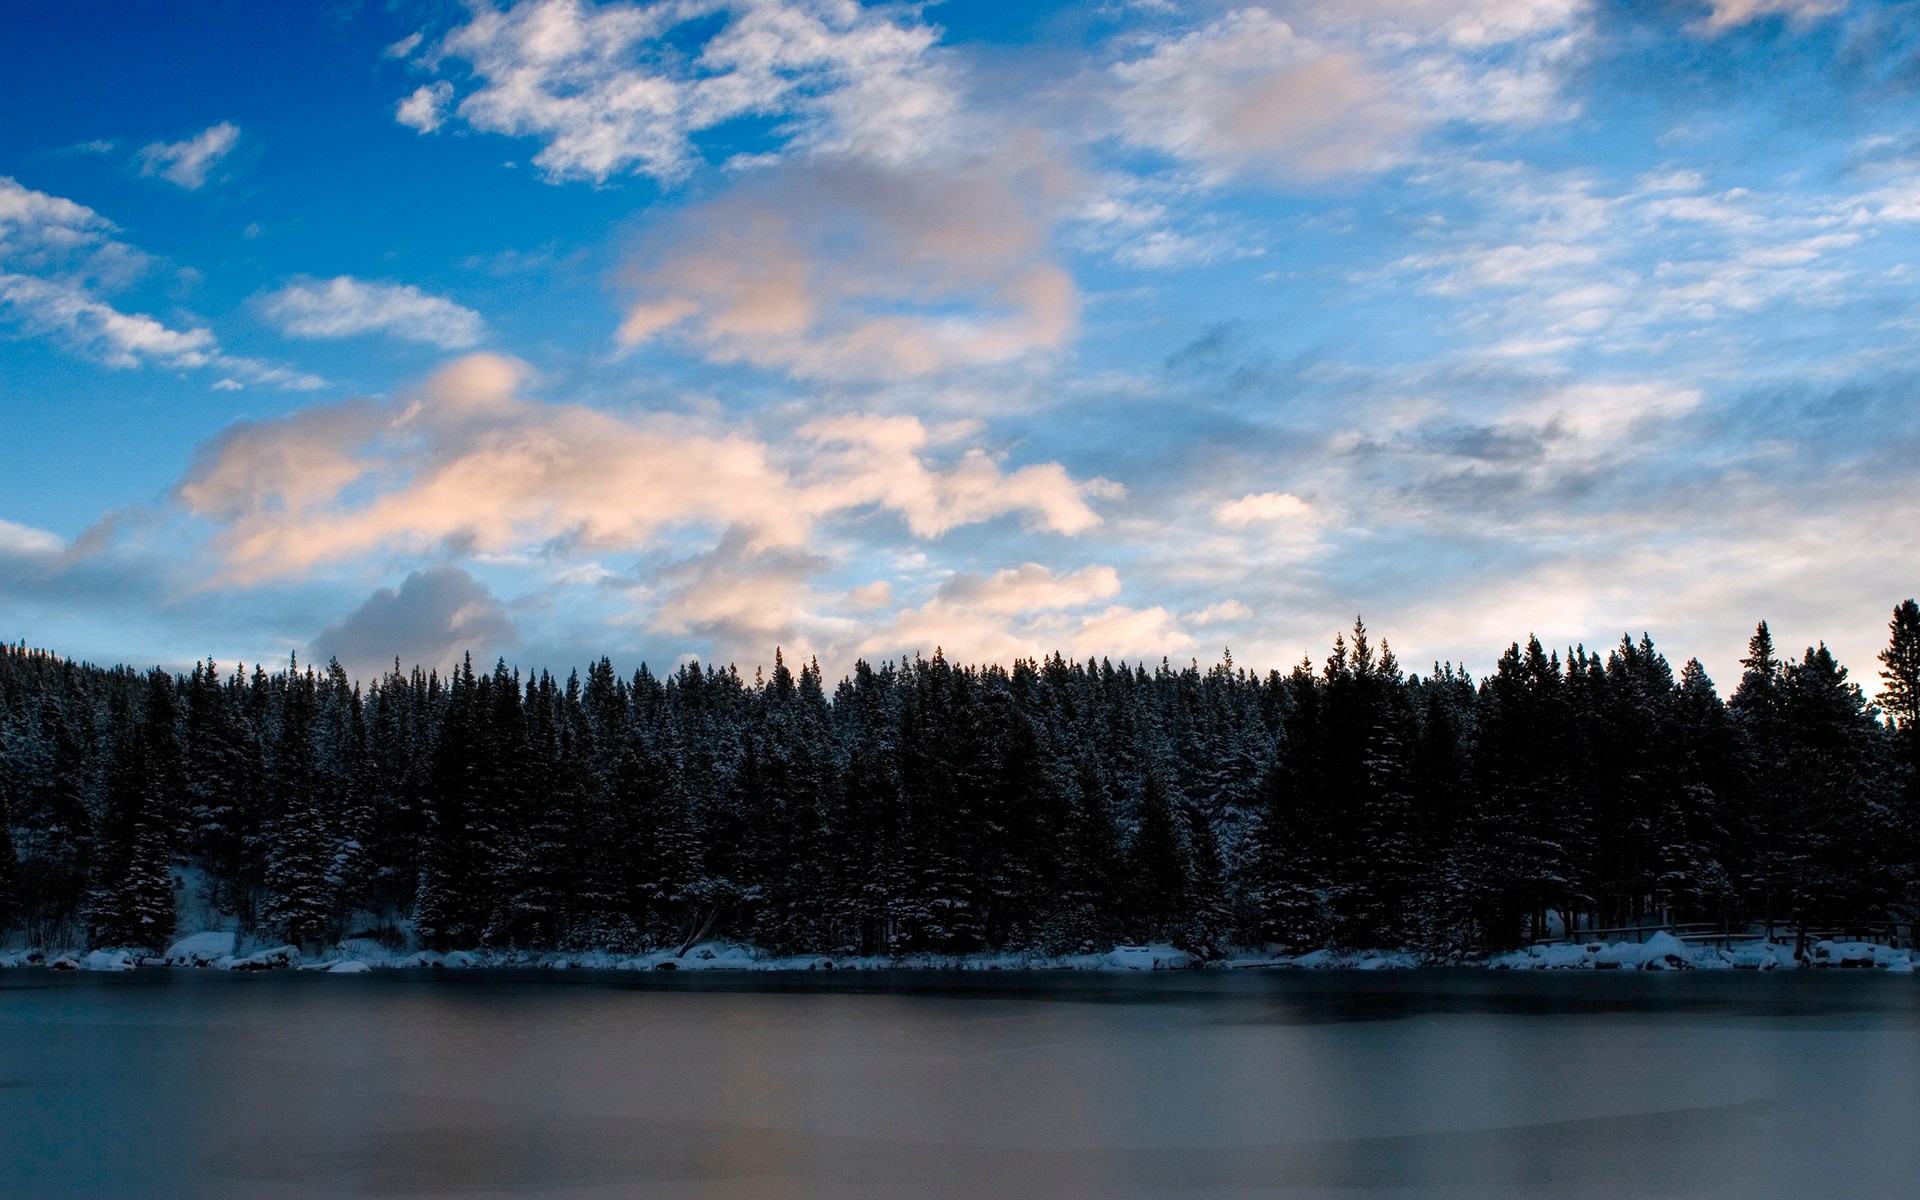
[1099,944,1193,971]
[166,931,237,967]
[80,950,135,972]
[228,945,300,971]
[1808,940,1914,969]
[326,960,372,973]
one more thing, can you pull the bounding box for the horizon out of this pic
[3,1,1918,691]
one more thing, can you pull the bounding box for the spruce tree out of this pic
[260,669,334,948]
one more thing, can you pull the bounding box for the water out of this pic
[2,968,1917,1199]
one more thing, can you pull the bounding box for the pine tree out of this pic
[260,668,334,948]
[0,784,20,935]
[1880,600,1920,735]
[86,723,176,952]
[1125,772,1192,942]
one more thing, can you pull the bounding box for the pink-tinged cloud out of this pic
[175,354,1116,584]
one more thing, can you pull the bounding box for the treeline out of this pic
[0,604,1916,959]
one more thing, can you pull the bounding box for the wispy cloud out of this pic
[262,276,485,349]
[617,152,1079,380]
[0,176,319,389]
[137,121,241,190]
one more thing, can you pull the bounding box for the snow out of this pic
[229,945,301,971]
[165,931,236,966]
[1096,944,1194,971]
[3,929,1915,975]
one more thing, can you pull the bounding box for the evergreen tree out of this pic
[260,667,333,948]
[86,722,176,952]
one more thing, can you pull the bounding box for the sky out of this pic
[1,0,1917,690]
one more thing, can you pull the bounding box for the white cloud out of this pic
[385,32,424,59]
[0,517,63,560]
[1192,599,1252,624]
[0,177,320,389]
[396,82,454,133]
[406,0,959,183]
[137,122,240,190]
[262,276,485,349]
[1216,491,1312,524]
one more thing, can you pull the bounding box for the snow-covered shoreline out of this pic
[2,930,1914,974]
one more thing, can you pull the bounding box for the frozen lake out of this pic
[2,968,1917,1199]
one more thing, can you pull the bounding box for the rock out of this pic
[229,945,300,971]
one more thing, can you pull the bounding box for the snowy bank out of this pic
[5,932,1915,974]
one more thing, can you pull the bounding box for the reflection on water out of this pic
[2,969,1916,1199]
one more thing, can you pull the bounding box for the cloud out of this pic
[1191,598,1252,624]
[1692,0,1846,35]
[618,153,1079,380]
[0,177,320,389]
[137,122,240,190]
[932,562,1121,615]
[1216,491,1311,524]
[395,82,454,133]
[1370,158,1909,364]
[799,415,1117,537]
[0,517,64,562]
[312,565,517,677]
[174,353,1115,584]
[857,562,1191,665]
[406,0,957,183]
[1106,4,1583,185]
[1111,9,1418,182]
[262,276,485,348]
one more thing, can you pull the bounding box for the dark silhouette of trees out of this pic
[0,605,1914,956]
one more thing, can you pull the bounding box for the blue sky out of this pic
[2,0,1917,686]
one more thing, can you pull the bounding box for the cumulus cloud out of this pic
[0,177,319,389]
[174,353,1115,584]
[262,276,485,349]
[137,122,240,190]
[618,153,1079,380]
[312,565,517,677]
[395,82,454,133]
[404,0,957,182]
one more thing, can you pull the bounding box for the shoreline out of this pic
[4,930,1914,975]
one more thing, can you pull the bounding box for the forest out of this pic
[0,603,1916,960]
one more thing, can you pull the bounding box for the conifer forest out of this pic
[2,603,1917,961]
